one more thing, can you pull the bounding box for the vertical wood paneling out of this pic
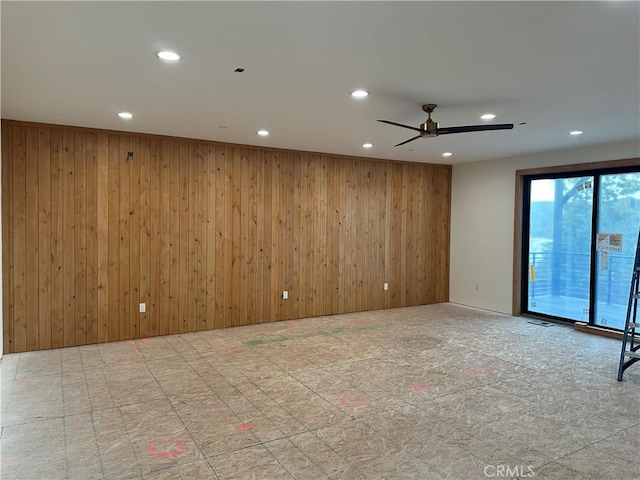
[239,149,249,325]
[2,120,451,353]
[167,141,180,333]
[306,157,315,317]
[197,144,208,331]
[389,164,402,308]
[325,158,335,314]
[50,129,64,347]
[158,140,171,336]
[25,128,39,351]
[13,126,27,352]
[148,139,161,337]
[318,158,328,316]
[231,148,242,326]
[178,143,189,333]
[285,155,294,319]
[129,137,141,340]
[270,152,281,321]
[118,136,130,340]
[407,165,417,305]
[96,133,109,343]
[294,157,303,317]
[222,147,233,328]
[187,143,197,333]
[337,159,347,313]
[205,145,216,330]
[262,152,272,323]
[255,150,264,324]
[214,146,225,328]
[62,130,75,347]
[247,150,257,324]
[74,132,87,345]
[139,138,151,338]
[107,135,120,342]
[85,132,98,345]
[2,124,15,353]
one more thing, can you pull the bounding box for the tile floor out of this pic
[1,303,639,480]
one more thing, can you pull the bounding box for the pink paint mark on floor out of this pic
[3,454,20,463]
[141,338,151,344]
[146,439,186,459]
[237,423,252,432]
[468,367,492,377]
[411,382,429,391]
[284,320,296,325]
[340,395,367,408]
[131,344,140,354]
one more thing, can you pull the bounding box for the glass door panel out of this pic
[594,172,640,329]
[527,176,594,320]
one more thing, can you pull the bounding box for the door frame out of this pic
[512,157,640,317]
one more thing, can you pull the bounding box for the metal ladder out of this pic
[617,229,640,381]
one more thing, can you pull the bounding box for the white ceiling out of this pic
[2,1,639,165]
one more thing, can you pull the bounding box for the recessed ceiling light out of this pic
[481,113,496,120]
[362,143,373,149]
[569,130,584,136]
[442,152,453,157]
[157,51,181,61]
[257,130,269,137]
[117,112,134,119]
[351,90,369,98]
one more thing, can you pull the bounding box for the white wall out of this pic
[450,139,640,315]
[1,126,3,358]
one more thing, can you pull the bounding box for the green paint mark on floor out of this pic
[244,324,379,346]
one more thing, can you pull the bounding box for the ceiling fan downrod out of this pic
[421,104,438,135]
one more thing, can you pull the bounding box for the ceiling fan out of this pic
[378,104,514,147]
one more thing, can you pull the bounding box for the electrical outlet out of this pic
[139,303,146,313]
[383,283,389,291]
[282,291,288,300]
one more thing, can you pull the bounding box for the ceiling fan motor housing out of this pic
[421,103,439,136]
[420,119,438,136]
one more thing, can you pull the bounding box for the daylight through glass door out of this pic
[593,172,640,329]
[526,176,594,321]
[523,168,640,329]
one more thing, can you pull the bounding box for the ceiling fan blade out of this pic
[377,120,422,132]
[394,135,422,147]
[436,124,514,135]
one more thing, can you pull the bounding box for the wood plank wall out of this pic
[1,120,451,353]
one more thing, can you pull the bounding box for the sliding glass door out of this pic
[594,172,640,329]
[523,168,640,329]
[526,176,594,321]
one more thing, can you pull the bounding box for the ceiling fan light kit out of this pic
[378,104,514,147]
